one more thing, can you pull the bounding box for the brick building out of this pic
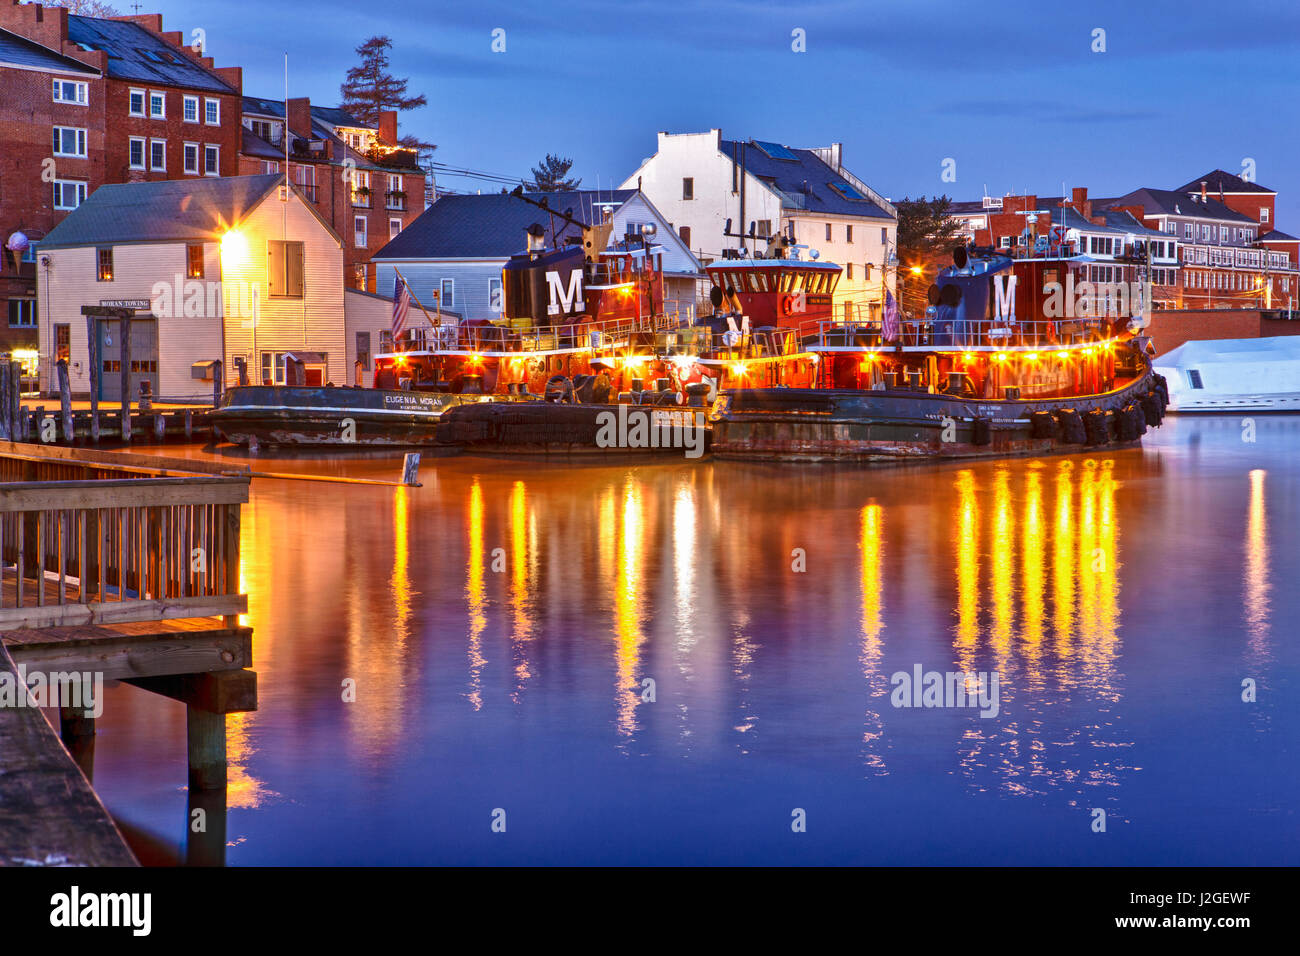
[0,1,241,366]
[238,96,426,291]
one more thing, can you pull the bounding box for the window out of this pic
[998,236,1011,249]
[53,79,88,104]
[183,142,199,174]
[96,247,113,281]
[881,227,887,244]
[7,299,37,328]
[488,277,503,313]
[52,179,86,210]
[756,220,771,238]
[204,98,220,125]
[260,351,288,385]
[129,137,146,169]
[351,170,370,206]
[846,225,853,243]
[1183,223,1193,239]
[1220,226,1228,241]
[846,263,854,280]
[52,126,86,157]
[679,225,691,247]
[268,241,305,298]
[262,161,280,174]
[356,332,371,372]
[389,218,402,241]
[1261,207,1269,223]
[682,177,694,200]
[148,90,165,118]
[55,324,70,362]
[825,223,831,241]
[183,95,199,122]
[354,215,367,247]
[1187,369,1203,389]
[129,88,145,116]
[204,144,219,176]
[187,243,204,279]
[149,138,165,171]
[440,278,454,307]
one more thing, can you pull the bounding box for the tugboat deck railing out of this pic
[798,317,1119,352]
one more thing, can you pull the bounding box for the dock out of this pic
[0,442,254,867]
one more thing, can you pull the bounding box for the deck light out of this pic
[1025,352,1039,361]
[962,352,975,364]
[731,362,748,376]
[994,352,1007,362]
[1057,351,1070,360]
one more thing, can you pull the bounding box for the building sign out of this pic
[99,298,151,309]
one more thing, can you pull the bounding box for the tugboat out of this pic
[708,244,1170,462]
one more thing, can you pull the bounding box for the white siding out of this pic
[38,186,345,399]
[375,259,505,321]
[344,288,392,387]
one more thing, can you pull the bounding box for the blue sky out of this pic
[159,0,1300,227]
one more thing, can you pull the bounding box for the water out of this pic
[88,417,1298,865]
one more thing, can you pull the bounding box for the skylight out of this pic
[752,140,797,161]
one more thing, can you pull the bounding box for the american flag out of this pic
[391,274,412,345]
[882,288,900,343]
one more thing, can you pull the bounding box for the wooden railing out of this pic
[0,471,248,630]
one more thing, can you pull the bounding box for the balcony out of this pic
[294,183,318,203]
[385,191,407,211]
[350,190,372,209]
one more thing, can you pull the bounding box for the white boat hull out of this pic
[1154,335,1300,413]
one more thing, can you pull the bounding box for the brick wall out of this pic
[1146,309,1300,354]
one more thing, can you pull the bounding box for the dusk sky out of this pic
[160,0,1300,225]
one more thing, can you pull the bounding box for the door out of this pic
[98,317,159,402]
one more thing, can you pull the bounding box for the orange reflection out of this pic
[860,502,887,772]
[991,469,1015,660]
[1021,468,1045,658]
[466,478,486,711]
[1244,469,1270,657]
[509,480,533,698]
[613,481,644,736]
[1052,461,1075,667]
[954,470,979,652]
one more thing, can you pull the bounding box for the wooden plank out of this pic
[6,625,252,682]
[0,644,137,866]
[0,476,250,511]
[0,593,247,630]
[0,440,248,476]
[126,668,257,714]
[57,360,74,442]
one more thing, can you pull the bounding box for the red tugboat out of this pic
[708,242,1169,462]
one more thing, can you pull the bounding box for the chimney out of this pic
[1201,180,1208,202]
[286,96,313,141]
[378,109,398,147]
[1070,186,1093,220]
[828,142,842,171]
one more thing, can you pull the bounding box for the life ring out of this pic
[779,294,796,317]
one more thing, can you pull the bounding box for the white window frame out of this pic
[128,88,146,117]
[1260,207,1269,223]
[52,126,87,158]
[128,136,146,170]
[204,98,220,125]
[203,144,219,176]
[440,278,454,307]
[149,138,166,171]
[52,179,87,211]
[354,215,367,248]
[52,79,88,105]
[183,142,199,175]
[182,94,199,123]
[389,218,402,240]
[148,90,165,118]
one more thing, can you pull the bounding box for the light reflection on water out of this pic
[88,417,1298,865]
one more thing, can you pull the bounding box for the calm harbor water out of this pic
[88,416,1297,865]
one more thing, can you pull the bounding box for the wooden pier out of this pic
[0,443,253,866]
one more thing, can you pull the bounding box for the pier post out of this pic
[402,452,421,486]
[0,361,9,441]
[186,785,228,866]
[9,360,22,442]
[154,413,166,443]
[59,706,96,782]
[57,360,73,443]
[186,706,226,791]
[119,317,132,443]
[185,409,193,440]
[212,360,223,408]
[85,313,100,442]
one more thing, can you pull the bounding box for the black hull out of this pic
[211,385,497,447]
[709,370,1167,463]
[438,401,712,457]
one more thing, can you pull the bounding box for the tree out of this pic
[528,154,580,192]
[893,195,967,316]
[51,0,120,14]
[339,36,427,129]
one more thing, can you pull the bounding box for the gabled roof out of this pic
[1175,169,1275,195]
[719,139,893,221]
[374,189,637,260]
[40,174,285,249]
[1259,229,1298,242]
[0,27,98,75]
[1104,188,1255,225]
[241,96,367,130]
[1049,205,1165,238]
[66,15,234,94]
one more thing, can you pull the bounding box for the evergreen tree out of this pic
[528,154,580,192]
[339,36,427,129]
[893,195,967,315]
